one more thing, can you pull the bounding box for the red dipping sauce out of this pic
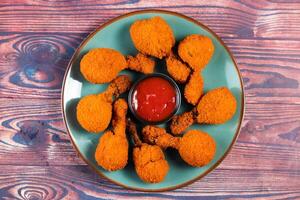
[131,76,177,122]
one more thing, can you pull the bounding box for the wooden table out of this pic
[0,1,299,199]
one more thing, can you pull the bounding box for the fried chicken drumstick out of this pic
[81,48,156,84]
[77,75,131,133]
[184,71,204,105]
[94,99,129,171]
[178,34,214,71]
[126,53,155,74]
[170,87,237,135]
[142,126,216,167]
[166,52,191,84]
[127,120,169,183]
[130,16,175,59]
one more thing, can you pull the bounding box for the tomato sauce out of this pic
[131,76,177,122]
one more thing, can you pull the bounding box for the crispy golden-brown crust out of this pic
[76,94,112,133]
[196,87,237,124]
[94,99,129,171]
[95,131,128,171]
[80,48,127,84]
[133,144,169,183]
[184,71,204,105]
[127,120,169,183]
[130,17,175,59]
[166,52,191,83]
[178,34,214,71]
[127,53,155,74]
[142,126,216,167]
[178,130,216,167]
[105,75,132,101]
[111,99,128,135]
[142,125,180,149]
[170,111,195,135]
[76,76,131,133]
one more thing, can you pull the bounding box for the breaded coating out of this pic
[142,126,216,167]
[170,87,237,134]
[178,130,216,167]
[95,131,128,171]
[196,87,237,124]
[184,71,204,105]
[76,75,131,133]
[142,125,180,149]
[178,35,214,71]
[77,94,112,133]
[127,120,169,183]
[170,110,194,135]
[105,75,132,101]
[111,99,128,135]
[166,52,191,83]
[127,53,155,74]
[133,144,169,183]
[130,17,175,59]
[80,48,127,84]
[95,99,128,171]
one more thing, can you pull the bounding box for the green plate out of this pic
[62,10,245,191]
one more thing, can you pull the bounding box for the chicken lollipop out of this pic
[81,48,156,84]
[170,87,237,135]
[95,99,129,171]
[127,53,155,74]
[80,48,127,84]
[142,126,216,167]
[184,71,204,105]
[178,34,214,71]
[166,52,191,84]
[127,120,169,183]
[76,75,131,133]
[130,16,175,59]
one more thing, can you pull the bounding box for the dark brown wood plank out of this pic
[0,165,298,199]
[0,97,299,171]
[0,0,299,39]
[0,33,299,99]
[0,33,85,99]
[0,98,84,166]
[0,0,300,197]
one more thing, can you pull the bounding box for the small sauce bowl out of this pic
[128,73,181,125]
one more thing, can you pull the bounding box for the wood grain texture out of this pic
[0,0,300,199]
[0,99,299,171]
[0,33,86,99]
[0,166,299,200]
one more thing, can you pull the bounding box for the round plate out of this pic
[62,10,244,191]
